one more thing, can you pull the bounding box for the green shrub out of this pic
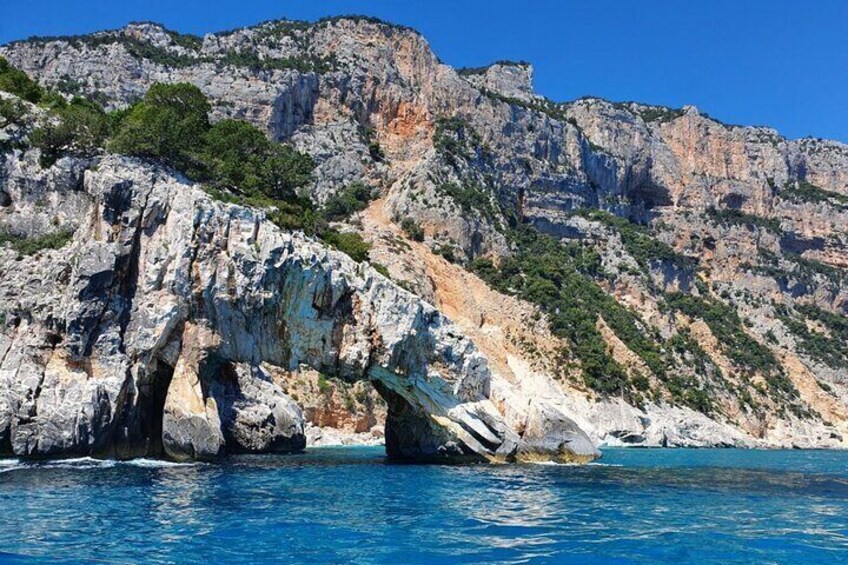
[437,182,500,223]
[265,198,326,235]
[435,245,457,263]
[779,303,848,368]
[30,97,110,166]
[706,207,781,233]
[752,248,846,289]
[480,88,573,127]
[358,126,385,161]
[576,209,694,273]
[368,140,385,161]
[255,143,314,201]
[0,56,43,103]
[400,217,424,241]
[200,119,313,201]
[317,374,331,394]
[110,83,314,203]
[218,49,335,74]
[433,116,484,168]
[133,40,197,67]
[165,30,203,50]
[471,225,656,399]
[0,97,27,127]
[322,182,373,220]
[781,181,848,208]
[201,119,271,192]
[372,263,390,278]
[665,292,781,378]
[633,106,685,124]
[664,329,720,413]
[322,230,370,262]
[0,229,74,255]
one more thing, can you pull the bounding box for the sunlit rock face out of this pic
[0,153,597,463]
[1,15,848,454]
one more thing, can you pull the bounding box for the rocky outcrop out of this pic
[460,62,537,102]
[0,151,598,463]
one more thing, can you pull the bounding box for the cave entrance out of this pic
[112,360,175,460]
[371,381,455,460]
[626,181,672,223]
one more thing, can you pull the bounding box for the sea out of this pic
[1,447,847,564]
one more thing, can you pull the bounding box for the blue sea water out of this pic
[1,448,847,564]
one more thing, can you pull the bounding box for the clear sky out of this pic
[2,1,847,142]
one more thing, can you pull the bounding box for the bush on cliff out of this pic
[321,230,370,262]
[0,56,44,103]
[401,217,424,241]
[0,229,75,256]
[322,182,373,220]
[30,97,111,166]
[108,83,315,205]
[1,65,369,264]
[107,82,374,260]
[470,226,652,399]
[0,97,27,128]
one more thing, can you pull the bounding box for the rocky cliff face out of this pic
[2,15,848,456]
[0,147,597,462]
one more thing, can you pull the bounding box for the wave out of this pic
[120,458,201,468]
[41,457,117,470]
[527,460,624,467]
[0,466,26,475]
[0,457,201,473]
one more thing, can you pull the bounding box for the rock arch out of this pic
[0,156,599,464]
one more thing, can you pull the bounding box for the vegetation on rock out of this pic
[400,218,424,241]
[109,82,211,171]
[0,229,75,255]
[322,182,374,220]
[0,56,44,103]
[780,180,848,209]
[31,97,111,166]
[706,207,782,234]
[471,225,662,401]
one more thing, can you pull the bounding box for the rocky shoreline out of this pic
[1,16,847,461]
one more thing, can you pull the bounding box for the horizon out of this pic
[2,1,847,143]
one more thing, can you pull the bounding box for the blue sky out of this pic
[2,1,847,142]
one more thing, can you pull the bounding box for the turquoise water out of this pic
[1,448,848,564]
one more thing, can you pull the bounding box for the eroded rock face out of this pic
[2,16,848,452]
[0,153,598,463]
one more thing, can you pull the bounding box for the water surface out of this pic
[1,448,847,564]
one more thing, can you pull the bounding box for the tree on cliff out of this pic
[109,82,210,173]
[200,119,313,201]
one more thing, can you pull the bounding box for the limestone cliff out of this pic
[1,15,848,455]
[0,149,596,462]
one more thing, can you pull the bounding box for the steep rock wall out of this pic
[0,152,597,462]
